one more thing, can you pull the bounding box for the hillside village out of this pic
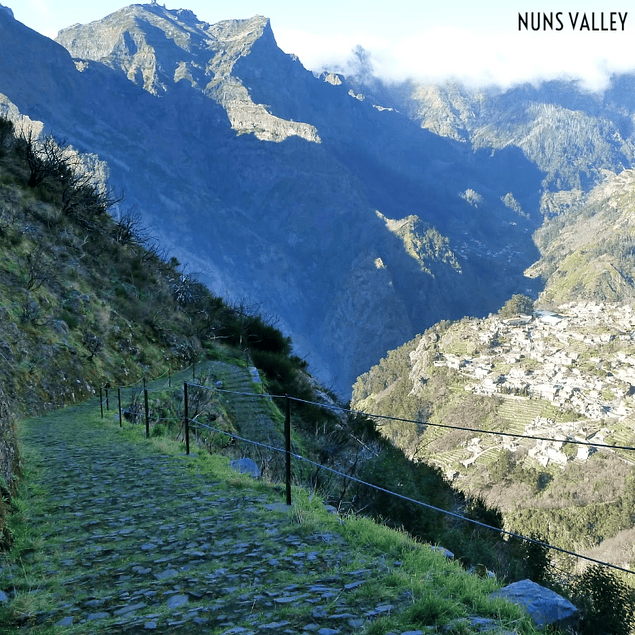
[412,302,635,471]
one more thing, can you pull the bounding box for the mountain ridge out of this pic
[391,78,635,191]
[0,3,548,394]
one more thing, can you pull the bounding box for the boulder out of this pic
[490,579,577,629]
[430,545,454,559]
[230,457,261,479]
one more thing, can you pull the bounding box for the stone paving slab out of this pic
[1,405,418,634]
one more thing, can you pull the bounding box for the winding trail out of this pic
[1,400,410,634]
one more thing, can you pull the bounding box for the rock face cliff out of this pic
[0,4,545,394]
[57,9,320,143]
[392,79,635,192]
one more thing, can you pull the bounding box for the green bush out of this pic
[0,116,14,157]
[244,315,292,355]
[499,294,534,317]
[521,534,551,585]
[151,423,167,438]
[59,309,79,330]
[251,349,296,392]
[572,565,635,635]
[357,443,453,543]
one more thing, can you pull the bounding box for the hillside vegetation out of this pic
[352,298,635,572]
[0,115,316,541]
[528,169,635,307]
[1,117,634,632]
[0,115,540,582]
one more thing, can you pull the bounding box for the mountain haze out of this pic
[0,3,547,394]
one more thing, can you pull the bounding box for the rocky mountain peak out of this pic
[55,5,317,142]
[0,4,561,395]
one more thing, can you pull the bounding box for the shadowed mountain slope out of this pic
[0,4,545,394]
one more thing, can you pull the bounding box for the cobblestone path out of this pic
[1,403,416,634]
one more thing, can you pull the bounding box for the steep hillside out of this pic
[0,115,318,545]
[0,4,545,394]
[352,300,635,571]
[528,169,635,307]
[0,117,547,585]
[391,78,635,192]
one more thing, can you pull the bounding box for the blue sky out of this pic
[9,0,635,90]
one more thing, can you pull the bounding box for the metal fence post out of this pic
[144,387,150,439]
[106,388,109,411]
[184,382,190,455]
[100,386,104,419]
[285,395,292,506]
[117,387,122,428]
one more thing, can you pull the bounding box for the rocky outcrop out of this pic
[57,10,320,143]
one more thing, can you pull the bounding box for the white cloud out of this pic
[275,27,390,74]
[277,24,635,92]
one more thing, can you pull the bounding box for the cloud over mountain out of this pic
[277,22,635,92]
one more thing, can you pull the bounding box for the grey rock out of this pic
[166,594,189,609]
[141,542,158,551]
[490,579,578,628]
[113,601,147,615]
[264,502,292,513]
[329,613,356,620]
[230,458,261,479]
[154,568,178,580]
[430,545,454,559]
[274,594,306,603]
[193,616,210,625]
[344,580,363,590]
[0,590,9,603]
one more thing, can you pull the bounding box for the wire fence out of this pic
[99,364,635,578]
